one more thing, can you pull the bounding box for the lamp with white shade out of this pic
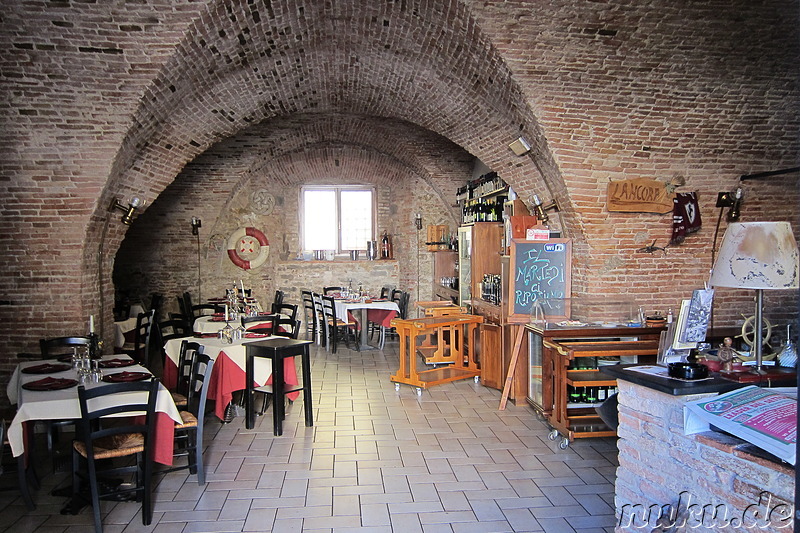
[708,221,799,375]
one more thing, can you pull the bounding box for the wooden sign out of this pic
[607,178,673,214]
[507,239,572,324]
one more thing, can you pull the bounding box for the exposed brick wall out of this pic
[1,0,798,404]
[615,380,794,532]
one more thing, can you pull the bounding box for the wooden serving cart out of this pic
[390,314,483,395]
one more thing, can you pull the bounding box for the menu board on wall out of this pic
[508,239,572,324]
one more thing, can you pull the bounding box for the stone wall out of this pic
[614,380,794,532]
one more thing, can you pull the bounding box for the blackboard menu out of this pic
[508,239,572,323]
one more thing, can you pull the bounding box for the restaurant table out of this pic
[7,355,182,466]
[113,317,138,349]
[163,335,300,421]
[334,299,400,350]
[193,314,285,335]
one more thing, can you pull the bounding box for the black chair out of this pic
[311,292,329,347]
[171,340,203,409]
[158,318,191,339]
[301,290,317,341]
[321,295,356,353]
[322,286,342,295]
[245,338,313,435]
[241,314,278,334]
[191,303,222,320]
[270,316,301,339]
[273,303,298,325]
[0,419,37,510]
[176,295,191,322]
[40,336,90,359]
[38,336,92,460]
[161,349,214,484]
[122,310,155,364]
[270,290,285,313]
[149,293,163,322]
[71,378,160,533]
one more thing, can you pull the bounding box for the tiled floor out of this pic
[0,339,619,532]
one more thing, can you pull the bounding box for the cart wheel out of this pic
[415,387,422,396]
[473,376,480,384]
[394,383,400,392]
[548,429,559,441]
[559,438,570,450]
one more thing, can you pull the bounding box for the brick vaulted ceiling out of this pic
[108,0,548,209]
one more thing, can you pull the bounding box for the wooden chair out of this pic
[121,310,155,364]
[301,290,317,341]
[39,336,90,359]
[71,379,160,533]
[241,313,277,334]
[321,295,356,353]
[311,292,328,347]
[323,286,342,295]
[245,338,313,435]
[0,419,37,510]
[162,349,214,484]
[270,290,285,313]
[171,341,203,409]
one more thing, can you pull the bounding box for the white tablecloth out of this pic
[6,355,181,461]
[114,317,138,348]
[333,300,400,323]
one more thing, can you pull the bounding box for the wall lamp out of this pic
[508,136,531,156]
[191,216,202,235]
[414,213,423,231]
[108,197,142,225]
[532,194,559,225]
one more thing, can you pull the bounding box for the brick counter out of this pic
[614,380,794,532]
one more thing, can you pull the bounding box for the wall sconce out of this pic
[715,187,743,222]
[191,216,202,235]
[508,136,531,156]
[414,213,423,231]
[532,194,559,225]
[108,197,142,225]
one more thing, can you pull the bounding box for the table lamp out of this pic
[709,221,799,378]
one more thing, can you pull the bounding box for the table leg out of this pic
[358,308,375,350]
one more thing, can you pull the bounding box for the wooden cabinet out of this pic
[526,324,661,448]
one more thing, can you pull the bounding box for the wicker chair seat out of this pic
[73,432,144,459]
[175,411,198,429]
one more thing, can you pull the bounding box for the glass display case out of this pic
[530,296,640,329]
[457,226,472,306]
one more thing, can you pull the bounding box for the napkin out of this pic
[244,332,269,338]
[22,377,78,391]
[22,363,72,374]
[99,358,137,369]
[101,371,151,383]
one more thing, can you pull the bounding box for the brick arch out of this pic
[105,0,560,236]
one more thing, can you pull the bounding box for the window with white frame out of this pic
[301,186,375,252]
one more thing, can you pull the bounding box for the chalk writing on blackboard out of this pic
[508,239,572,322]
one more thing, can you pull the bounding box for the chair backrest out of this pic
[192,303,221,319]
[241,313,277,333]
[390,289,403,304]
[270,316,301,339]
[185,349,214,414]
[158,318,191,339]
[323,286,342,295]
[182,292,194,320]
[133,309,155,364]
[149,293,164,321]
[74,378,159,460]
[311,292,327,343]
[321,295,337,322]
[270,290,285,313]
[40,336,91,358]
[379,286,391,300]
[177,295,190,320]
[301,290,315,328]
[273,303,298,324]
[398,291,410,319]
[177,341,203,397]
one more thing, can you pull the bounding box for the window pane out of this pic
[303,190,337,250]
[340,190,372,250]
